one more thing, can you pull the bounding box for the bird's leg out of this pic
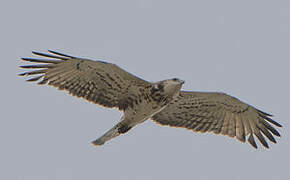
[92,122,132,146]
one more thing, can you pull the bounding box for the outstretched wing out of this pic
[152,91,282,149]
[19,50,150,110]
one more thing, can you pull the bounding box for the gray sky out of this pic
[1,0,289,179]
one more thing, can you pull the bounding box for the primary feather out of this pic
[152,91,282,149]
[20,50,149,110]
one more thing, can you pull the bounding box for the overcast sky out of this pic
[1,0,289,179]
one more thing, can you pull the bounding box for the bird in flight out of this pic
[19,50,282,149]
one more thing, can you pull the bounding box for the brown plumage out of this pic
[19,50,282,148]
[20,50,149,111]
[151,91,282,149]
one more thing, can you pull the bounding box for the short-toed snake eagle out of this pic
[19,50,282,149]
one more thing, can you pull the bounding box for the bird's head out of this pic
[151,78,184,102]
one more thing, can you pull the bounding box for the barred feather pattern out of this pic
[19,50,151,111]
[153,91,282,149]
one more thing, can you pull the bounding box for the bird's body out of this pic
[92,79,183,145]
[20,50,282,149]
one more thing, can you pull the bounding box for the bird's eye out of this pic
[172,78,178,81]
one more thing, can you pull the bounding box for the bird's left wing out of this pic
[19,50,150,111]
[152,91,282,149]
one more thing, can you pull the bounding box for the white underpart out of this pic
[122,104,168,125]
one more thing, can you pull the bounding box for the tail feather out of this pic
[91,123,122,146]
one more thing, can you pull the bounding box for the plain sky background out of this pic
[1,0,289,179]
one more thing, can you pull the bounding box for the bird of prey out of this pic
[19,50,282,149]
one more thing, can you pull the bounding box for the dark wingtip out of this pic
[31,51,40,55]
[31,51,47,57]
[31,51,69,60]
[274,130,281,137]
[47,50,75,58]
[19,65,36,69]
[276,123,282,128]
[265,116,282,128]
[18,72,26,76]
[21,57,31,61]
[248,134,258,149]
[258,112,282,128]
[258,109,273,117]
[26,75,43,82]
[262,141,269,149]
[271,138,277,144]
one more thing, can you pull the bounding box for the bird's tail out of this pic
[92,122,132,146]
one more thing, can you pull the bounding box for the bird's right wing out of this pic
[152,91,282,149]
[19,50,151,110]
